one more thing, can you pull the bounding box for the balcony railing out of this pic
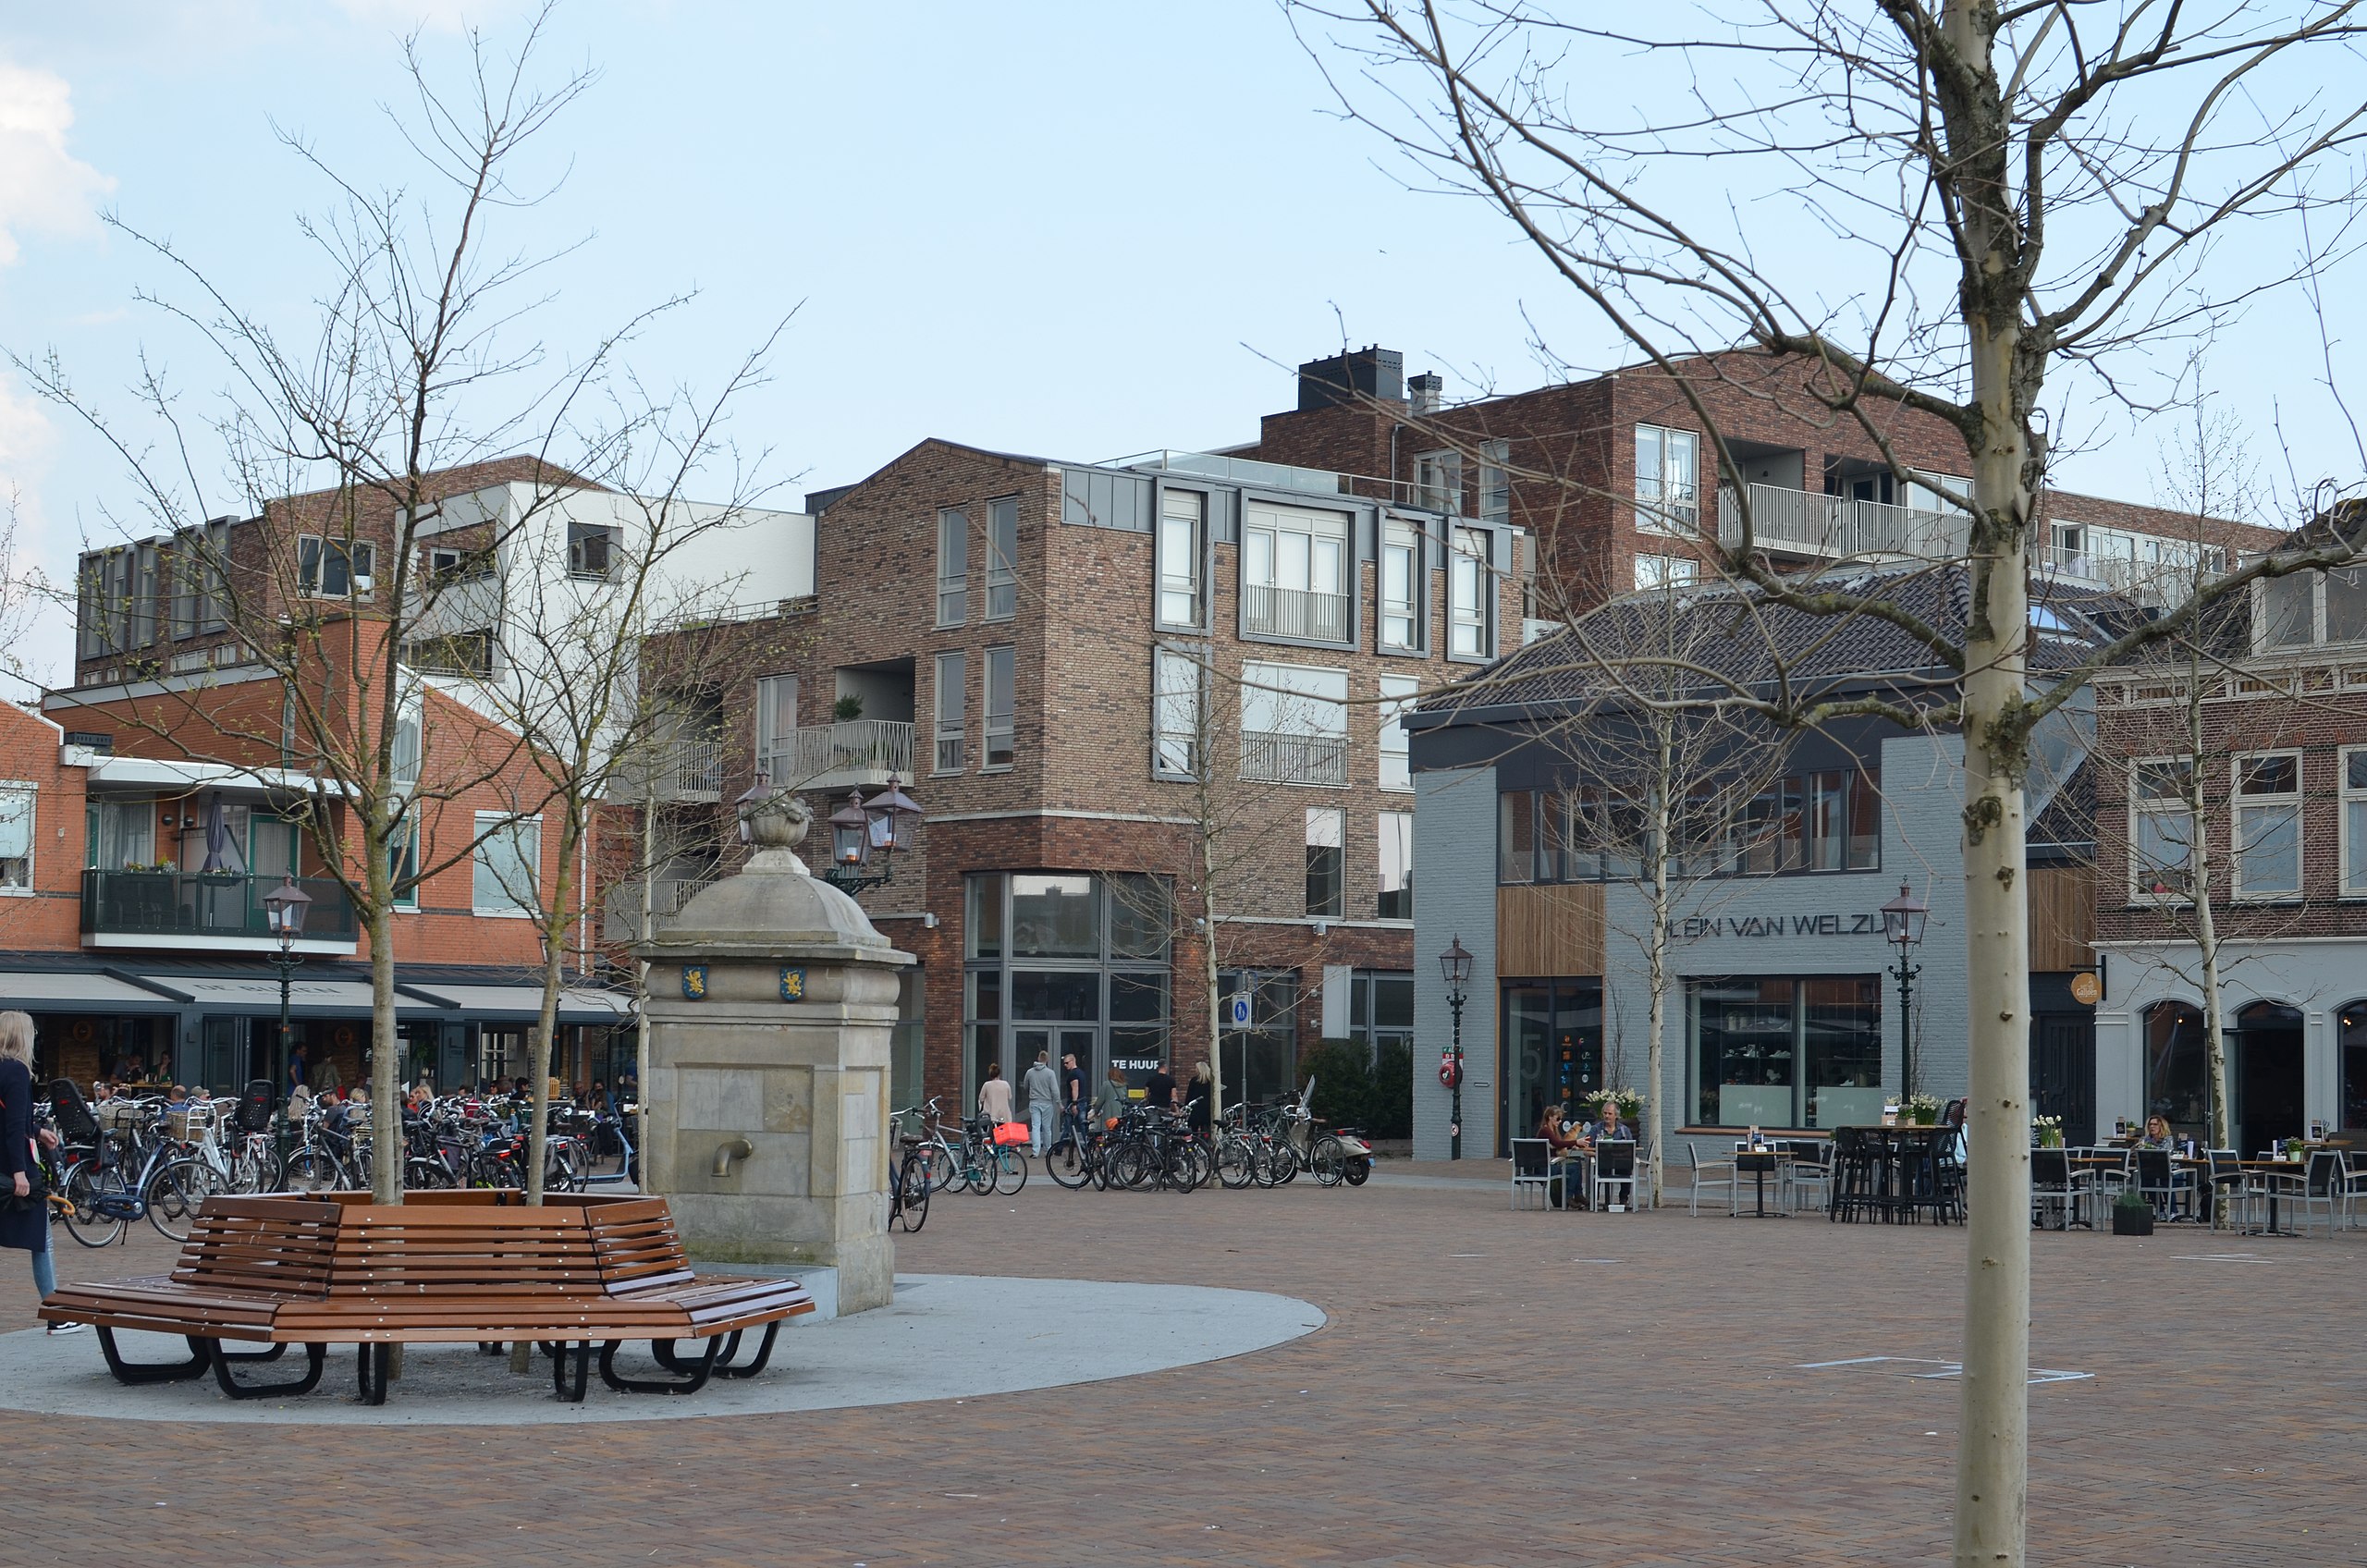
[1240,729,1350,787]
[1717,484,1968,560]
[616,737,723,803]
[2039,545,2216,606]
[80,869,358,948]
[1244,582,1351,643]
[767,719,914,792]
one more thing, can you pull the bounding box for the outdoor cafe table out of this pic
[1734,1146,1784,1218]
[1834,1125,1953,1222]
[2238,1158,2310,1237]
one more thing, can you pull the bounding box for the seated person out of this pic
[1586,1100,1636,1147]
[2137,1113,2175,1151]
[1534,1103,1586,1208]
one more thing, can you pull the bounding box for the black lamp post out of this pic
[822,775,923,896]
[1440,936,1473,1161]
[262,874,313,1086]
[1881,881,1930,1103]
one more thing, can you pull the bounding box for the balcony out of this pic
[616,737,723,804]
[1716,484,1968,560]
[2039,545,2212,607]
[1244,582,1351,643]
[80,869,358,953]
[767,719,914,793]
[1240,729,1350,787]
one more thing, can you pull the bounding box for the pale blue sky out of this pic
[1,2,2360,690]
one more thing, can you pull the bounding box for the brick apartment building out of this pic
[2093,534,2367,1149]
[33,464,644,1096]
[641,392,1530,1115]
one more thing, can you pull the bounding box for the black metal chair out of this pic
[1830,1126,1877,1222]
[1591,1140,1638,1212]
[2133,1147,2195,1221]
[2030,1146,2091,1230]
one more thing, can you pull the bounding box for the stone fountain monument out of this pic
[635,785,912,1315]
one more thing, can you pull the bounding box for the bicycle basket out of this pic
[166,1102,219,1142]
[95,1099,144,1132]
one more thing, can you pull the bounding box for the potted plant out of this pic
[2032,1114,2064,1149]
[1905,1093,1942,1126]
[2281,1136,2306,1161]
[832,693,865,722]
[2111,1185,2155,1236]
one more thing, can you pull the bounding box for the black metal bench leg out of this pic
[598,1335,720,1395]
[209,1341,325,1401]
[356,1341,391,1405]
[652,1330,742,1374]
[215,1341,289,1365]
[712,1322,779,1379]
[94,1328,212,1386]
[550,1341,590,1403]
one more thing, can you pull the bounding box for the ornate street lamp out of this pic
[822,775,924,896]
[262,874,312,1086]
[1439,936,1474,1161]
[1881,882,1929,1102]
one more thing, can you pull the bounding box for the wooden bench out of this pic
[39,1190,816,1403]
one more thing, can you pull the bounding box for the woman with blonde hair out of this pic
[0,1011,81,1333]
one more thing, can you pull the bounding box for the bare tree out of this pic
[1289,6,2367,1559]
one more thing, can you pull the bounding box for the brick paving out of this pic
[6,1188,2363,1566]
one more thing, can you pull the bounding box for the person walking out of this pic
[1185,1060,1213,1141]
[0,1011,82,1335]
[1023,1050,1061,1153]
[976,1062,1014,1129]
[311,1048,343,1099]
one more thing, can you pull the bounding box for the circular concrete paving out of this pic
[0,1273,1324,1427]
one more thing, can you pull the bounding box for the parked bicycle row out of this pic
[29,1077,642,1247]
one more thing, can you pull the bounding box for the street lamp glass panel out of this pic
[262,875,312,940]
[1880,882,1929,949]
[865,776,923,853]
[828,792,869,867]
[1439,936,1474,991]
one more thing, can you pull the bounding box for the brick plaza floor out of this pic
[5,1180,2362,1566]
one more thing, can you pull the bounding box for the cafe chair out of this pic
[2082,1146,2130,1205]
[1684,1140,1737,1217]
[1509,1138,1554,1211]
[2133,1147,2197,1221]
[2030,1146,2091,1230]
[1829,1126,1878,1223]
[2293,1150,2346,1236]
[2204,1150,2259,1232]
[1781,1140,1832,1214]
[2339,1151,2367,1230]
[1592,1140,1638,1213]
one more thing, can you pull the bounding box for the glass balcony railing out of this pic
[80,869,359,945]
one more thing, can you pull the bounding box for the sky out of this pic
[2,1,2362,692]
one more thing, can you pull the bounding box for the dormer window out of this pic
[2256,565,2367,650]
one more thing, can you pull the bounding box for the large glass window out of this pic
[1348,970,1414,1060]
[1635,424,1699,535]
[1503,980,1602,1146]
[936,508,968,626]
[297,536,374,598]
[1158,489,1204,628]
[1239,661,1348,786]
[2340,1002,2367,1135]
[1689,975,1883,1128]
[2131,757,2194,900]
[1244,500,1352,643]
[1478,439,1511,525]
[985,496,1019,621]
[1305,807,1344,918]
[1379,674,1419,793]
[1011,874,1098,957]
[965,872,1173,1105]
[1449,526,1491,657]
[755,674,797,785]
[933,652,965,775]
[1380,521,1422,651]
[1152,646,1203,778]
[1416,449,1463,514]
[2143,999,2208,1137]
[472,812,540,914]
[2233,753,2300,900]
[0,786,32,889]
[1503,763,1875,885]
[1377,811,1414,919]
[2345,749,2367,897]
[1219,969,1300,1109]
[983,645,1015,767]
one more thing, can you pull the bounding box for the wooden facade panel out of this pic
[2029,865,2095,972]
[1497,883,1604,977]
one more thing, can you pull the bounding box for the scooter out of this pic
[1284,1076,1375,1188]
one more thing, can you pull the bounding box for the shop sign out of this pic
[1676,911,1887,941]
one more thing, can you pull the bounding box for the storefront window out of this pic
[2343,1003,2367,1134]
[1011,874,1098,957]
[966,872,1172,1104]
[1503,979,1601,1147]
[2143,999,2207,1136]
[1802,977,1884,1127]
[1688,975,1884,1128]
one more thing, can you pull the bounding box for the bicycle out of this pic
[959,1117,1029,1194]
[892,1099,966,1194]
[889,1136,931,1231]
[1041,1106,1112,1191]
[59,1100,227,1246]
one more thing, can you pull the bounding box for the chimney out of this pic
[1408,373,1442,415]
[1296,346,1404,411]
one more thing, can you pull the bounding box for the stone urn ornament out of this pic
[737,774,815,872]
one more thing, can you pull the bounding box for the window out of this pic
[1244,501,1352,643]
[86,797,153,871]
[1378,674,1419,792]
[170,521,228,638]
[1691,976,1884,1128]
[1449,526,1491,657]
[2130,757,2194,900]
[936,508,969,626]
[1152,646,1203,778]
[0,786,33,889]
[472,813,540,914]
[1377,811,1413,919]
[131,545,159,647]
[1239,661,1349,786]
[566,521,617,579]
[752,674,799,787]
[983,645,1015,768]
[1635,424,1699,534]
[78,548,132,657]
[392,702,422,790]
[388,813,420,910]
[401,630,495,678]
[1634,554,1698,592]
[2330,568,2367,644]
[933,652,966,774]
[1380,520,1422,651]
[296,536,374,598]
[1158,490,1205,628]
[985,496,1018,621]
[2346,749,2367,898]
[1503,765,1874,885]
[1305,807,1344,918]
[1416,449,1463,514]
[1499,789,1537,885]
[1478,439,1510,525]
[2233,753,2301,900]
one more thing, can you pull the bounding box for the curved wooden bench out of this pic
[39,1191,815,1403]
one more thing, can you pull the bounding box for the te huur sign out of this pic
[1676,911,1888,941]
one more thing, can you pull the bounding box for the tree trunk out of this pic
[2184,680,2233,1153]
[369,913,402,1204]
[1646,739,1673,1207]
[1202,817,1223,1133]
[1952,322,2035,1568]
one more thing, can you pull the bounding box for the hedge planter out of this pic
[2112,1196,2155,1237]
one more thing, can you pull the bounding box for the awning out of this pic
[0,971,186,1013]
[398,984,632,1025]
[140,974,399,1018]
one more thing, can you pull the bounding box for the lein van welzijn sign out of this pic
[1676,912,1888,941]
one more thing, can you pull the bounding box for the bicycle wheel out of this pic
[964,1148,996,1194]
[1216,1136,1257,1189]
[60,1161,127,1248]
[1042,1134,1093,1189]
[895,1152,930,1232]
[993,1145,1029,1194]
[925,1144,962,1194]
[1310,1135,1347,1187]
[1264,1142,1299,1186]
[149,1159,226,1242]
[550,1142,589,1194]
[282,1146,346,1195]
